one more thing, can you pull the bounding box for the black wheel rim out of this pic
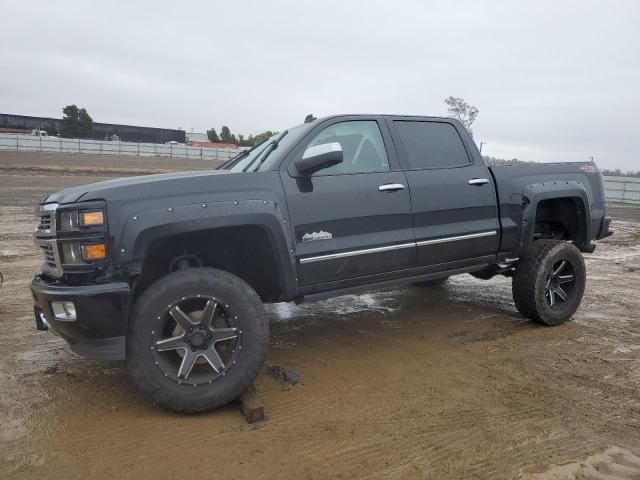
[544,259,576,309]
[149,295,243,386]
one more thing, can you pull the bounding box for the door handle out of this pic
[468,178,489,186]
[378,183,406,192]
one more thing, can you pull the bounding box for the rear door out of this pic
[281,117,415,287]
[387,117,499,267]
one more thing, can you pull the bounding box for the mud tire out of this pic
[512,240,586,325]
[127,268,268,413]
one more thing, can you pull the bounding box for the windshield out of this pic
[225,123,311,173]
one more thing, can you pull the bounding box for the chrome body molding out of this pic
[415,230,497,247]
[300,242,415,264]
[299,231,498,264]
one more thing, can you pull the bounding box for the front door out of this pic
[281,117,415,287]
[387,118,499,268]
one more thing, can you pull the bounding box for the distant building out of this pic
[186,132,209,143]
[0,113,186,144]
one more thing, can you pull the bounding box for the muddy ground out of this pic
[1,152,640,479]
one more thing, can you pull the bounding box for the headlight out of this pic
[61,242,83,264]
[58,209,105,231]
[82,243,107,261]
[61,242,107,264]
[59,210,79,231]
[80,210,104,227]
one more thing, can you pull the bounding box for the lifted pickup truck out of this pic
[31,114,612,412]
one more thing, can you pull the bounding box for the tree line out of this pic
[206,126,275,147]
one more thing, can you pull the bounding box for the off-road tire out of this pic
[127,268,268,412]
[512,240,586,325]
[413,277,449,288]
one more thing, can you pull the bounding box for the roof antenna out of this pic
[304,114,317,123]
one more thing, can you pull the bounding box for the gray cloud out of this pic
[1,0,638,169]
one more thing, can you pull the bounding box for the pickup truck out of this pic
[31,114,612,412]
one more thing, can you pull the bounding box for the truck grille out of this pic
[38,213,52,232]
[34,204,62,277]
[39,242,57,269]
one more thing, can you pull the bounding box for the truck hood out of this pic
[44,170,231,204]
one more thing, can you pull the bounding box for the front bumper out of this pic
[30,276,130,360]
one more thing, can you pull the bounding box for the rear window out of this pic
[394,121,470,169]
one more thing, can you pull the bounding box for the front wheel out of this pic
[127,268,268,412]
[512,240,586,325]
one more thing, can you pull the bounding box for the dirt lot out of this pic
[1,152,640,479]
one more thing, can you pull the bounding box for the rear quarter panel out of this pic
[489,162,606,252]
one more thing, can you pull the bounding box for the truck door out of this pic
[281,117,415,287]
[387,118,499,268]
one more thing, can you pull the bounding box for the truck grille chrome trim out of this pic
[299,242,415,264]
[415,230,497,247]
[299,231,497,264]
[34,203,63,277]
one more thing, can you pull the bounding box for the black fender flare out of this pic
[520,180,591,248]
[116,199,297,299]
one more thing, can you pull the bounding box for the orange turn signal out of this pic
[80,210,104,226]
[81,243,106,261]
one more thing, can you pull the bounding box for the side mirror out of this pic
[294,142,343,176]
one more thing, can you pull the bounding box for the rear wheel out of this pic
[512,240,586,325]
[127,268,268,412]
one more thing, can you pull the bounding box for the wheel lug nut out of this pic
[191,347,197,352]
[189,327,194,333]
[207,333,212,339]
[203,344,207,349]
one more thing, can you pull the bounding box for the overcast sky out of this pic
[1,0,638,170]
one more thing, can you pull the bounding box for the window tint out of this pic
[394,121,470,169]
[306,121,389,175]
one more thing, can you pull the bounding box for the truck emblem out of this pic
[302,230,333,242]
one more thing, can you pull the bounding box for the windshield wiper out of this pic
[243,130,288,172]
[217,145,256,170]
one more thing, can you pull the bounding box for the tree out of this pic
[252,130,275,145]
[61,104,93,138]
[220,126,234,144]
[444,96,478,136]
[206,128,220,143]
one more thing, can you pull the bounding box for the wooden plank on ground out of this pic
[239,385,264,424]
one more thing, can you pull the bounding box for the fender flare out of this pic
[520,180,591,247]
[116,199,297,299]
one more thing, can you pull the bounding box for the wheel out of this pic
[127,268,268,412]
[512,240,586,325]
[413,276,449,287]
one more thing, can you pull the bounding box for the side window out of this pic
[306,120,390,175]
[394,121,470,169]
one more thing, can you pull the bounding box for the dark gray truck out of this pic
[31,114,612,411]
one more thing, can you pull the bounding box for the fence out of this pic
[0,133,241,162]
[604,176,640,205]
